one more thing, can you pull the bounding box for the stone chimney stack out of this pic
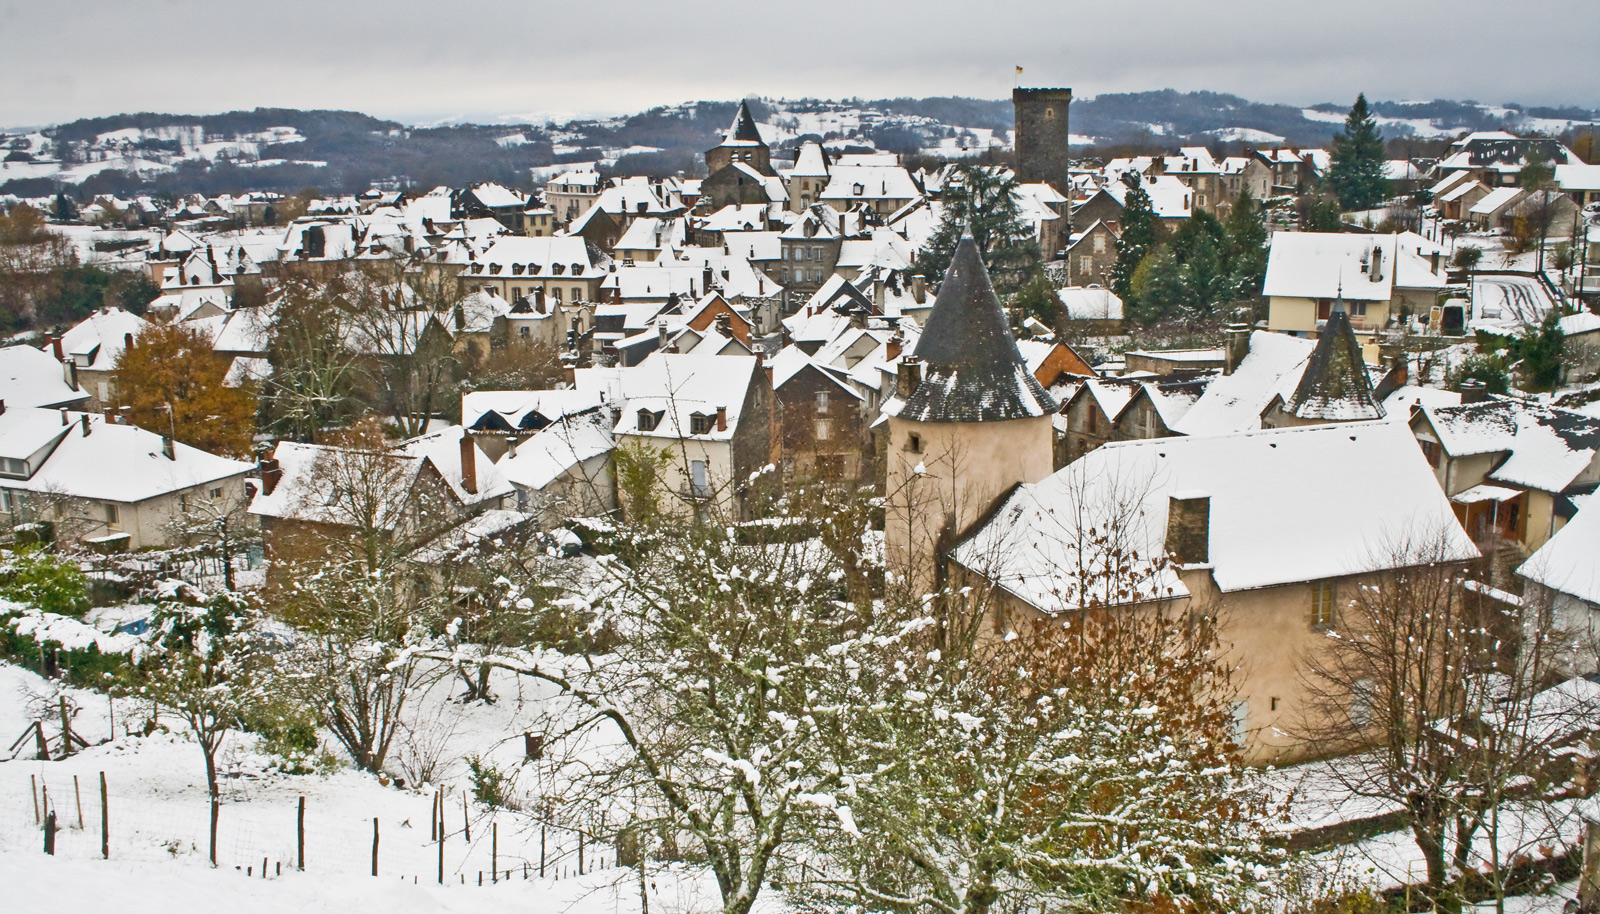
[81,414,91,437]
[896,356,922,398]
[1459,379,1489,405]
[1223,324,1250,376]
[1165,493,1210,564]
[460,434,478,495]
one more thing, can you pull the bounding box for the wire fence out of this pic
[0,773,624,886]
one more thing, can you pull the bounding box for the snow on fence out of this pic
[0,774,621,885]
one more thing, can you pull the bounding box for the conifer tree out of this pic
[1223,187,1269,299]
[1328,94,1389,211]
[919,165,1042,296]
[1110,174,1157,300]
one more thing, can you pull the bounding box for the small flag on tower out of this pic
[1015,66,1024,75]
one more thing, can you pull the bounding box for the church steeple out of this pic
[725,100,763,144]
[899,235,1057,423]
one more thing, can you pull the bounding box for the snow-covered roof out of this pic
[955,421,1477,605]
[463,390,606,434]
[1056,287,1124,321]
[0,345,86,409]
[1469,186,1524,216]
[463,235,607,280]
[1170,331,1315,436]
[575,354,759,442]
[1103,175,1193,220]
[0,408,249,503]
[1263,232,1446,302]
[1417,398,1600,494]
[1560,312,1600,337]
[1520,503,1600,606]
[790,141,830,178]
[498,412,614,492]
[819,165,920,203]
[1556,163,1600,193]
[53,308,150,371]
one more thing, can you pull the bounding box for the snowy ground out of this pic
[0,660,745,912]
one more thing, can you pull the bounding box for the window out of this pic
[2,457,25,476]
[781,267,790,282]
[1079,255,1093,273]
[906,433,922,453]
[637,408,659,432]
[1230,701,1250,747]
[572,287,582,302]
[1348,300,1367,318]
[210,487,223,499]
[1350,679,1374,727]
[1093,233,1106,253]
[1311,580,1336,629]
[690,412,712,435]
[0,491,11,512]
[690,460,710,497]
[815,419,831,441]
[519,327,531,339]
[1086,405,1098,434]
[511,286,522,300]
[816,391,830,415]
[105,503,119,525]
[1419,438,1442,467]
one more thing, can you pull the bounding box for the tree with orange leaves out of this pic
[112,320,257,458]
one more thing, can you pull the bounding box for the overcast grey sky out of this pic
[1,0,1593,128]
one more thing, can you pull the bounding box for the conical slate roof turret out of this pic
[898,235,1057,423]
[1288,294,1385,421]
[724,100,763,145]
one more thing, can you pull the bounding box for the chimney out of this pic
[911,275,926,305]
[715,406,727,432]
[161,435,175,460]
[1164,493,1210,564]
[1223,323,1250,376]
[460,434,478,495]
[849,306,867,330]
[118,406,132,426]
[124,332,134,351]
[50,336,63,361]
[886,333,902,362]
[505,435,518,460]
[896,357,922,398]
[1459,379,1488,405]
[1369,246,1384,283]
[80,414,91,436]
[716,312,732,337]
[259,457,281,495]
[0,399,6,416]
[60,407,69,427]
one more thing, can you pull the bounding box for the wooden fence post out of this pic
[43,811,56,855]
[99,772,108,859]
[371,817,379,877]
[540,823,546,877]
[30,774,39,824]
[462,792,470,843]
[491,822,497,882]
[73,775,83,830]
[297,796,305,871]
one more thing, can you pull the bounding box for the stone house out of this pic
[953,420,1478,764]
[1062,220,1119,288]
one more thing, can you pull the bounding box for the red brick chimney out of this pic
[460,434,478,495]
[50,336,63,361]
[259,457,282,496]
[715,406,727,432]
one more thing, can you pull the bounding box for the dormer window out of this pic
[637,408,662,432]
[0,457,26,477]
[690,412,712,435]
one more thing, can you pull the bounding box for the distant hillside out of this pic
[3,92,1595,198]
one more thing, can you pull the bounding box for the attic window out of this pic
[552,263,566,275]
[529,264,542,274]
[690,412,713,435]
[637,408,662,432]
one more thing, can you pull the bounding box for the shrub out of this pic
[1,546,90,617]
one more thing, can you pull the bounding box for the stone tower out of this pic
[885,235,1058,594]
[1012,87,1073,192]
[705,100,773,177]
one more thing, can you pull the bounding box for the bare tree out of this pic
[1301,526,1596,913]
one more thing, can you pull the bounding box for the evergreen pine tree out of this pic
[1328,94,1389,211]
[1223,188,1269,300]
[918,165,1042,295]
[1110,174,1158,300]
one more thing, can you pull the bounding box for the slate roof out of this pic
[897,236,1056,423]
[722,101,764,146]
[1287,301,1385,421]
